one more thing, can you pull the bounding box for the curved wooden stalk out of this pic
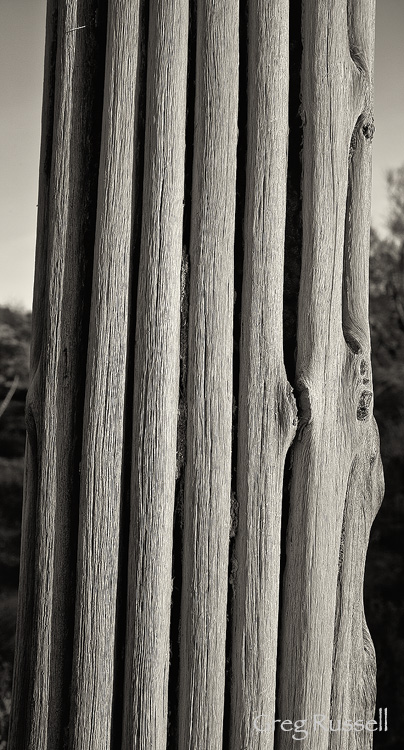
[278,1,383,748]
[122,0,188,747]
[229,1,297,748]
[178,0,239,747]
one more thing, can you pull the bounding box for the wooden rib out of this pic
[8,1,103,748]
[343,0,376,355]
[277,0,381,748]
[178,0,239,747]
[122,0,188,747]
[329,2,384,744]
[329,424,384,750]
[68,1,143,747]
[229,1,297,748]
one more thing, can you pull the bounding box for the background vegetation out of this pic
[365,166,404,750]
[0,168,403,747]
[0,306,30,747]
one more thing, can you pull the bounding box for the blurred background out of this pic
[0,1,403,748]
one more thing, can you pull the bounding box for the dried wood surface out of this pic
[9,1,383,749]
[9,1,103,747]
[177,1,239,748]
[122,1,188,747]
[230,1,297,748]
[277,1,383,748]
[69,1,142,747]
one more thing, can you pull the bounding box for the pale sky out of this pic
[0,0,46,309]
[0,0,403,309]
[372,0,404,234]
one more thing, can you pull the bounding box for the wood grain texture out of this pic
[178,1,239,747]
[329,421,384,750]
[229,2,297,748]
[122,0,188,747]
[68,2,142,748]
[278,1,382,748]
[9,2,382,748]
[8,0,58,743]
[329,4,383,745]
[9,1,102,748]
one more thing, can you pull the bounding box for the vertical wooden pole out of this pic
[69,2,142,747]
[178,1,239,747]
[278,1,383,748]
[230,1,297,748]
[9,1,104,747]
[330,2,384,744]
[122,0,188,747]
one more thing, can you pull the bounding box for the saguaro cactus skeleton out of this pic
[9,0,383,748]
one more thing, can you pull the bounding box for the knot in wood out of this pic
[362,120,375,141]
[356,390,372,421]
[350,115,375,158]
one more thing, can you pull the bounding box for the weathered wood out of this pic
[178,1,239,747]
[68,2,142,747]
[329,422,384,750]
[278,1,382,747]
[230,1,297,748]
[329,4,384,744]
[122,1,188,747]
[8,2,383,748]
[9,2,103,748]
